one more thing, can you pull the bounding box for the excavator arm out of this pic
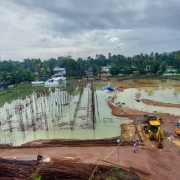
[156,126,164,148]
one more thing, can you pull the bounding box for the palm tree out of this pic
[0,71,12,85]
[174,54,180,69]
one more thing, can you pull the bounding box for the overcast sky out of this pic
[0,0,180,61]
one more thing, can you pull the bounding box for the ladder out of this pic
[87,87,92,123]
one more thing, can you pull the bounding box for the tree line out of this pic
[0,50,180,87]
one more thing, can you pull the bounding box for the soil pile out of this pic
[0,157,141,180]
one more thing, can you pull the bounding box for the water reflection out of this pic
[135,92,141,99]
[146,89,155,97]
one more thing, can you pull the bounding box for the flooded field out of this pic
[0,83,130,146]
[115,79,180,115]
[1,79,180,146]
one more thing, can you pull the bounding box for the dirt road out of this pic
[1,139,180,180]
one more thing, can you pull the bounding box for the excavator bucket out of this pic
[158,140,163,149]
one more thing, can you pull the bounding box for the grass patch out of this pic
[108,96,112,100]
[108,75,122,78]
[0,83,47,107]
[115,102,123,107]
[31,169,41,180]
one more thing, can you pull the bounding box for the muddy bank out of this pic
[108,98,151,118]
[108,98,180,122]
[141,99,180,108]
[20,138,129,147]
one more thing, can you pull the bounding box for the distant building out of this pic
[131,65,136,69]
[52,73,64,78]
[157,70,163,74]
[166,70,177,73]
[53,67,66,74]
[132,71,139,75]
[0,82,4,91]
[101,67,110,74]
[0,82,4,87]
[86,67,93,76]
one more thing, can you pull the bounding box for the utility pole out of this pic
[117,139,120,166]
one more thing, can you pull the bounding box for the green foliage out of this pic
[1,49,180,83]
[110,64,119,75]
[111,166,129,179]
[108,75,122,78]
[135,92,141,99]
[152,61,160,74]
[177,69,180,74]
[108,96,112,100]
[0,83,40,107]
[31,169,41,180]
[174,53,180,69]
[92,64,99,76]
[123,66,131,74]
[115,102,125,107]
[112,167,122,176]
[137,64,147,74]
[160,61,167,73]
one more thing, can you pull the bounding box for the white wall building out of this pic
[101,67,110,73]
[53,67,66,74]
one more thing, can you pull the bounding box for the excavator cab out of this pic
[150,124,158,134]
[148,121,161,139]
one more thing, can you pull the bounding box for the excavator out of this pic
[143,115,164,148]
[175,120,180,136]
[143,114,163,123]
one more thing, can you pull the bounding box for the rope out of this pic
[89,138,125,180]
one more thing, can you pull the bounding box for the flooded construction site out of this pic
[0,82,131,146]
[0,78,180,146]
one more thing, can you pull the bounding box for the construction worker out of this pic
[133,140,139,153]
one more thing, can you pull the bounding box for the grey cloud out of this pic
[39,38,48,43]
[0,0,180,60]
[10,0,180,31]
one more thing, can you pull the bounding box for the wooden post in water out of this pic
[71,83,83,130]
[91,81,95,129]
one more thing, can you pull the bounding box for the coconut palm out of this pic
[0,71,12,85]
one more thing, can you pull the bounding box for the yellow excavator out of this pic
[143,115,164,148]
[143,114,163,123]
